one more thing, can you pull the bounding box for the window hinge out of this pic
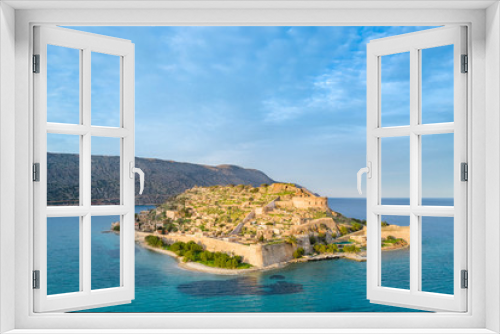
[33,163,40,182]
[33,54,40,73]
[461,54,468,73]
[461,270,468,289]
[461,162,468,182]
[33,270,40,289]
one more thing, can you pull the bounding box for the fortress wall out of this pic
[160,234,305,268]
[161,234,265,267]
[260,243,294,267]
[275,200,294,208]
[292,196,328,210]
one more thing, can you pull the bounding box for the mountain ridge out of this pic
[47,153,275,205]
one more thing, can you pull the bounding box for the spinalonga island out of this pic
[111,183,409,275]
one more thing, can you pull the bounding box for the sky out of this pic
[46,26,455,198]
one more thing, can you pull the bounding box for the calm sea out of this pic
[47,198,454,312]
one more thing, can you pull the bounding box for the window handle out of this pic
[129,162,145,195]
[357,162,372,195]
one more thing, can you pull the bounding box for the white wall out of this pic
[485,2,500,333]
[0,2,16,333]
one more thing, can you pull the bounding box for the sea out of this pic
[46,198,454,313]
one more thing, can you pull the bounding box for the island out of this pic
[111,183,409,274]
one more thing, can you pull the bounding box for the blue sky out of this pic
[47,26,454,198]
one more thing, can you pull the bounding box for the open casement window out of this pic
[365,26,467,312]
[33,26,137,312]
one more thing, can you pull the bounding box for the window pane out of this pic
[421,45,454,124]
[421,133,454,205]
[91,137,121,205]
[421,216,454,294]
[381,52,410,127]
[91,52,121,127]
[47,217,80,295]
[47,45,80,124]
[381,215,410,290]
[47,133,80,206]
[381,136,410,203]
[92,215,121,290]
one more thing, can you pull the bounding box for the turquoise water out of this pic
[47,199,454,312]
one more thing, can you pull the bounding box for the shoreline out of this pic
[133,231,371,275]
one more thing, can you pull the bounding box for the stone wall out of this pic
[292,196,329,210]
[260,243,294,267]
[160,234,306,268]
[161,234,266,267]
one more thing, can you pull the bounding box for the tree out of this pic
[293,247,305,259]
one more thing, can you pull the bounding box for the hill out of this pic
[47,153,275,205]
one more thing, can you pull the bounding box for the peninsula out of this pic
[112,183,409,273]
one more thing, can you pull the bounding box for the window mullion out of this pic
[82,48,92,294]
[409,47,421,294]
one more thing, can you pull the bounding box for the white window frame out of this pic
[1,1,499,333]
[366,26,468,312]
[33,26,136,313]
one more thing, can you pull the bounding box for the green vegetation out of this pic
[145,235,163,248]
[351,223,363,232]
[342,244,360,253]
[381,235,407,248]
[144,237,251,269]
[293,247,305,258]
[381,221,389,227]
[285,235,297,245]
[339,225,350,235]
[313,243,339,254]
[112,224,120,232]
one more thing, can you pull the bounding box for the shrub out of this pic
[381,221,389,227]
[190,243,203,252]
[145,235,163,248]
[170,242,185,252]
[112,224,120,232]
[285,235,297,245]
[351,223,362,231]
[339,226,349,235]
[293,247,305,258]
[327,244,339,253]
[343,245,358,253]
[309,235,317,244]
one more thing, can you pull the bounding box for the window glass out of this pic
[47,133,80,206]
[421,45,454,124]
[381,137,410,204]
[47,45,80,124]
[91,52,121,127]
[91,137,121,205]
[380,215,410,290]
[92,215,121,290]
[47,217,80,295]
[381,52,410,127]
